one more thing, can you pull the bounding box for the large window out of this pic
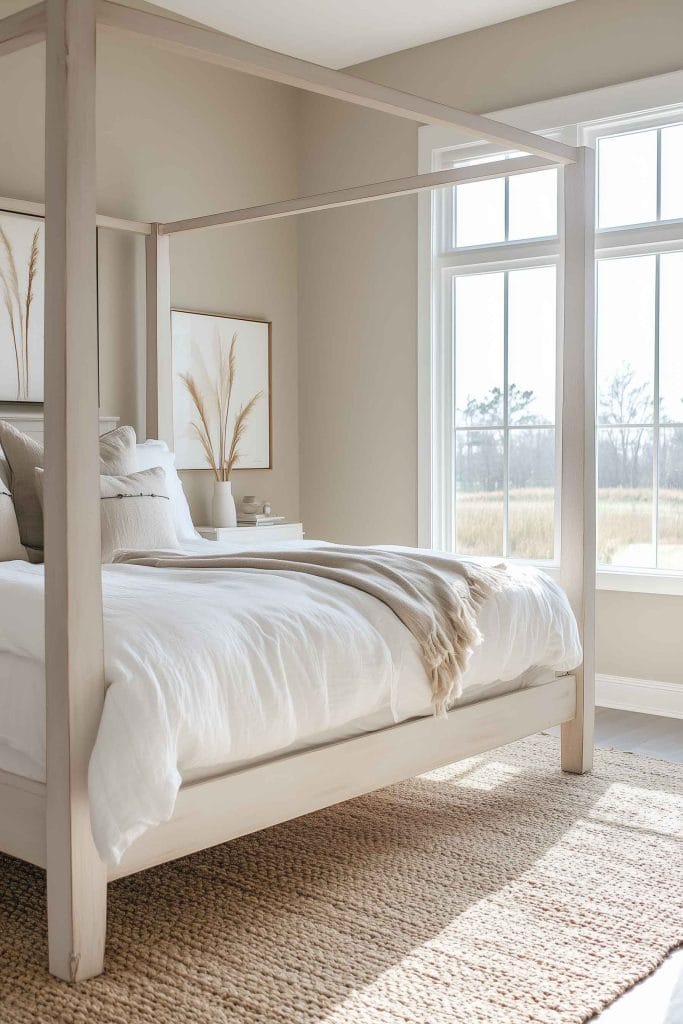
[453,265,557,561]
[594,124,683,571]
[429,111,683,576]
[432,152,561,562]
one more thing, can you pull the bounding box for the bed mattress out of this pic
[0,540,581,864]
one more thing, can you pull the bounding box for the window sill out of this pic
[597,570,683,597]
[507,563,683,596]
[458,560,683,595]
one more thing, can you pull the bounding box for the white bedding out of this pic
[0,540,581,864]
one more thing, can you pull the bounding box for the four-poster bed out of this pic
[0,0,595,983]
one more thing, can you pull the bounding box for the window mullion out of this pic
[656,127,662,222]
[503,272,510,558]
[448,185,456,252]
[653,253,661,567]
[504,175,510,242]
[653,130,661,568]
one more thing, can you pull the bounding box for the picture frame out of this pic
[0,209,44,403]
[171,309,272,472]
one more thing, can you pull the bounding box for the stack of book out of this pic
[237,513,286,526]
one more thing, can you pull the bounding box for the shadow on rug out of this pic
[1,734,681,1024]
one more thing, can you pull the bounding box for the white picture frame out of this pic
[172,309,271,471]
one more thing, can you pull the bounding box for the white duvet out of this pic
[0,540,581,864]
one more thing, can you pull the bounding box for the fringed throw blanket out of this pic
[114,546,508,715]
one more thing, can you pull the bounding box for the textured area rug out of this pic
[1,735,681,1024]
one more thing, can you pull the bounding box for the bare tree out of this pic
[458,384,537,429]
[456,385,552,491]
[598,365,652,488]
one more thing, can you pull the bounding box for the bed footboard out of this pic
[111,675,576,880]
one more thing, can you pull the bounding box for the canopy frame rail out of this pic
[144,154,559,446]
[0,1,575,166]
[96,0,576,165]
[0,1,45,58]
[159,155,555,235]
[0,194,151,235]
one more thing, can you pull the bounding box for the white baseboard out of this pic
[596,674,683,720]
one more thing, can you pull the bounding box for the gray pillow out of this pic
[0,459,26,562]
[0,422,137,560]
[36,465,180,563]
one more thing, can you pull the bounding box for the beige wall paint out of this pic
[298,0,683,683]
[0,33,300,525]
[350,0,683,114]
[298,100,418,545]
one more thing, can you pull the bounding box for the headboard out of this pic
[0,412,119,446]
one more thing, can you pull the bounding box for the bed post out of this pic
[44,0,107,981]
[560,147,596,774]
[145,225,172,444]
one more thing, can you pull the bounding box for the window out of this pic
[597,125,683,228]
[594,122,683,571]
[427,109,683,577]
[453,265,557,561]
[430,152,561,562]
[438,149,558,252]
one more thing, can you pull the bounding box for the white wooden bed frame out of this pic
[0,0,596,982]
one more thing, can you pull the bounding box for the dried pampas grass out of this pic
[181,331,261,480]
[0,224,41,401]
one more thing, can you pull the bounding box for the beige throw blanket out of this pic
[114,545,508,716]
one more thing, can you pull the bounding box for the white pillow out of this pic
[136,440,199,541]
[35,466,180,564]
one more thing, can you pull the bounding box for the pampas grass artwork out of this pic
[0,221,41,401]
[180,330,262,481]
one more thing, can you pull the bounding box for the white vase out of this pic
[212,480,237,528]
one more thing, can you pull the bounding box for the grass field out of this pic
[455,487,683,567]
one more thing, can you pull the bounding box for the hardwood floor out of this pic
[551,708,683,1023]
[592,707,683,763]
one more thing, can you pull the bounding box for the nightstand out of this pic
[196,523,304,545]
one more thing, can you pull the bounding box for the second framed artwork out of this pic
[172,309,271,473]
[0,209,45,403]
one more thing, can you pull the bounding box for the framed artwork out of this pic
[0,210,44,403]
[172,309,271,472]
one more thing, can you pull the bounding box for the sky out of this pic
[450,136,683,431]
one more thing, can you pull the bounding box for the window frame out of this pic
[418,72,683,595]
[442,256,563,564]
[426,138,565,568]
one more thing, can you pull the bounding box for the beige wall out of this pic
[0,33,300,526]
[298,0,683,683]
[350,0,683,114]
[298,101,418,545]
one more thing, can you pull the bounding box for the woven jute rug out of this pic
[1,734,681,1024]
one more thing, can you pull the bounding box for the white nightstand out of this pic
[196,523,304,545]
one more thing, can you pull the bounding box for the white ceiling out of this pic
[152,0,577,69]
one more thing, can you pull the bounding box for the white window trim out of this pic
[418,68,683,596]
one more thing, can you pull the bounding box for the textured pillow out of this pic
[0,422,138,559]
[98,426,138,475]
[0,460,26,561]
[136,439,199,541]
[36,465,180,563]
